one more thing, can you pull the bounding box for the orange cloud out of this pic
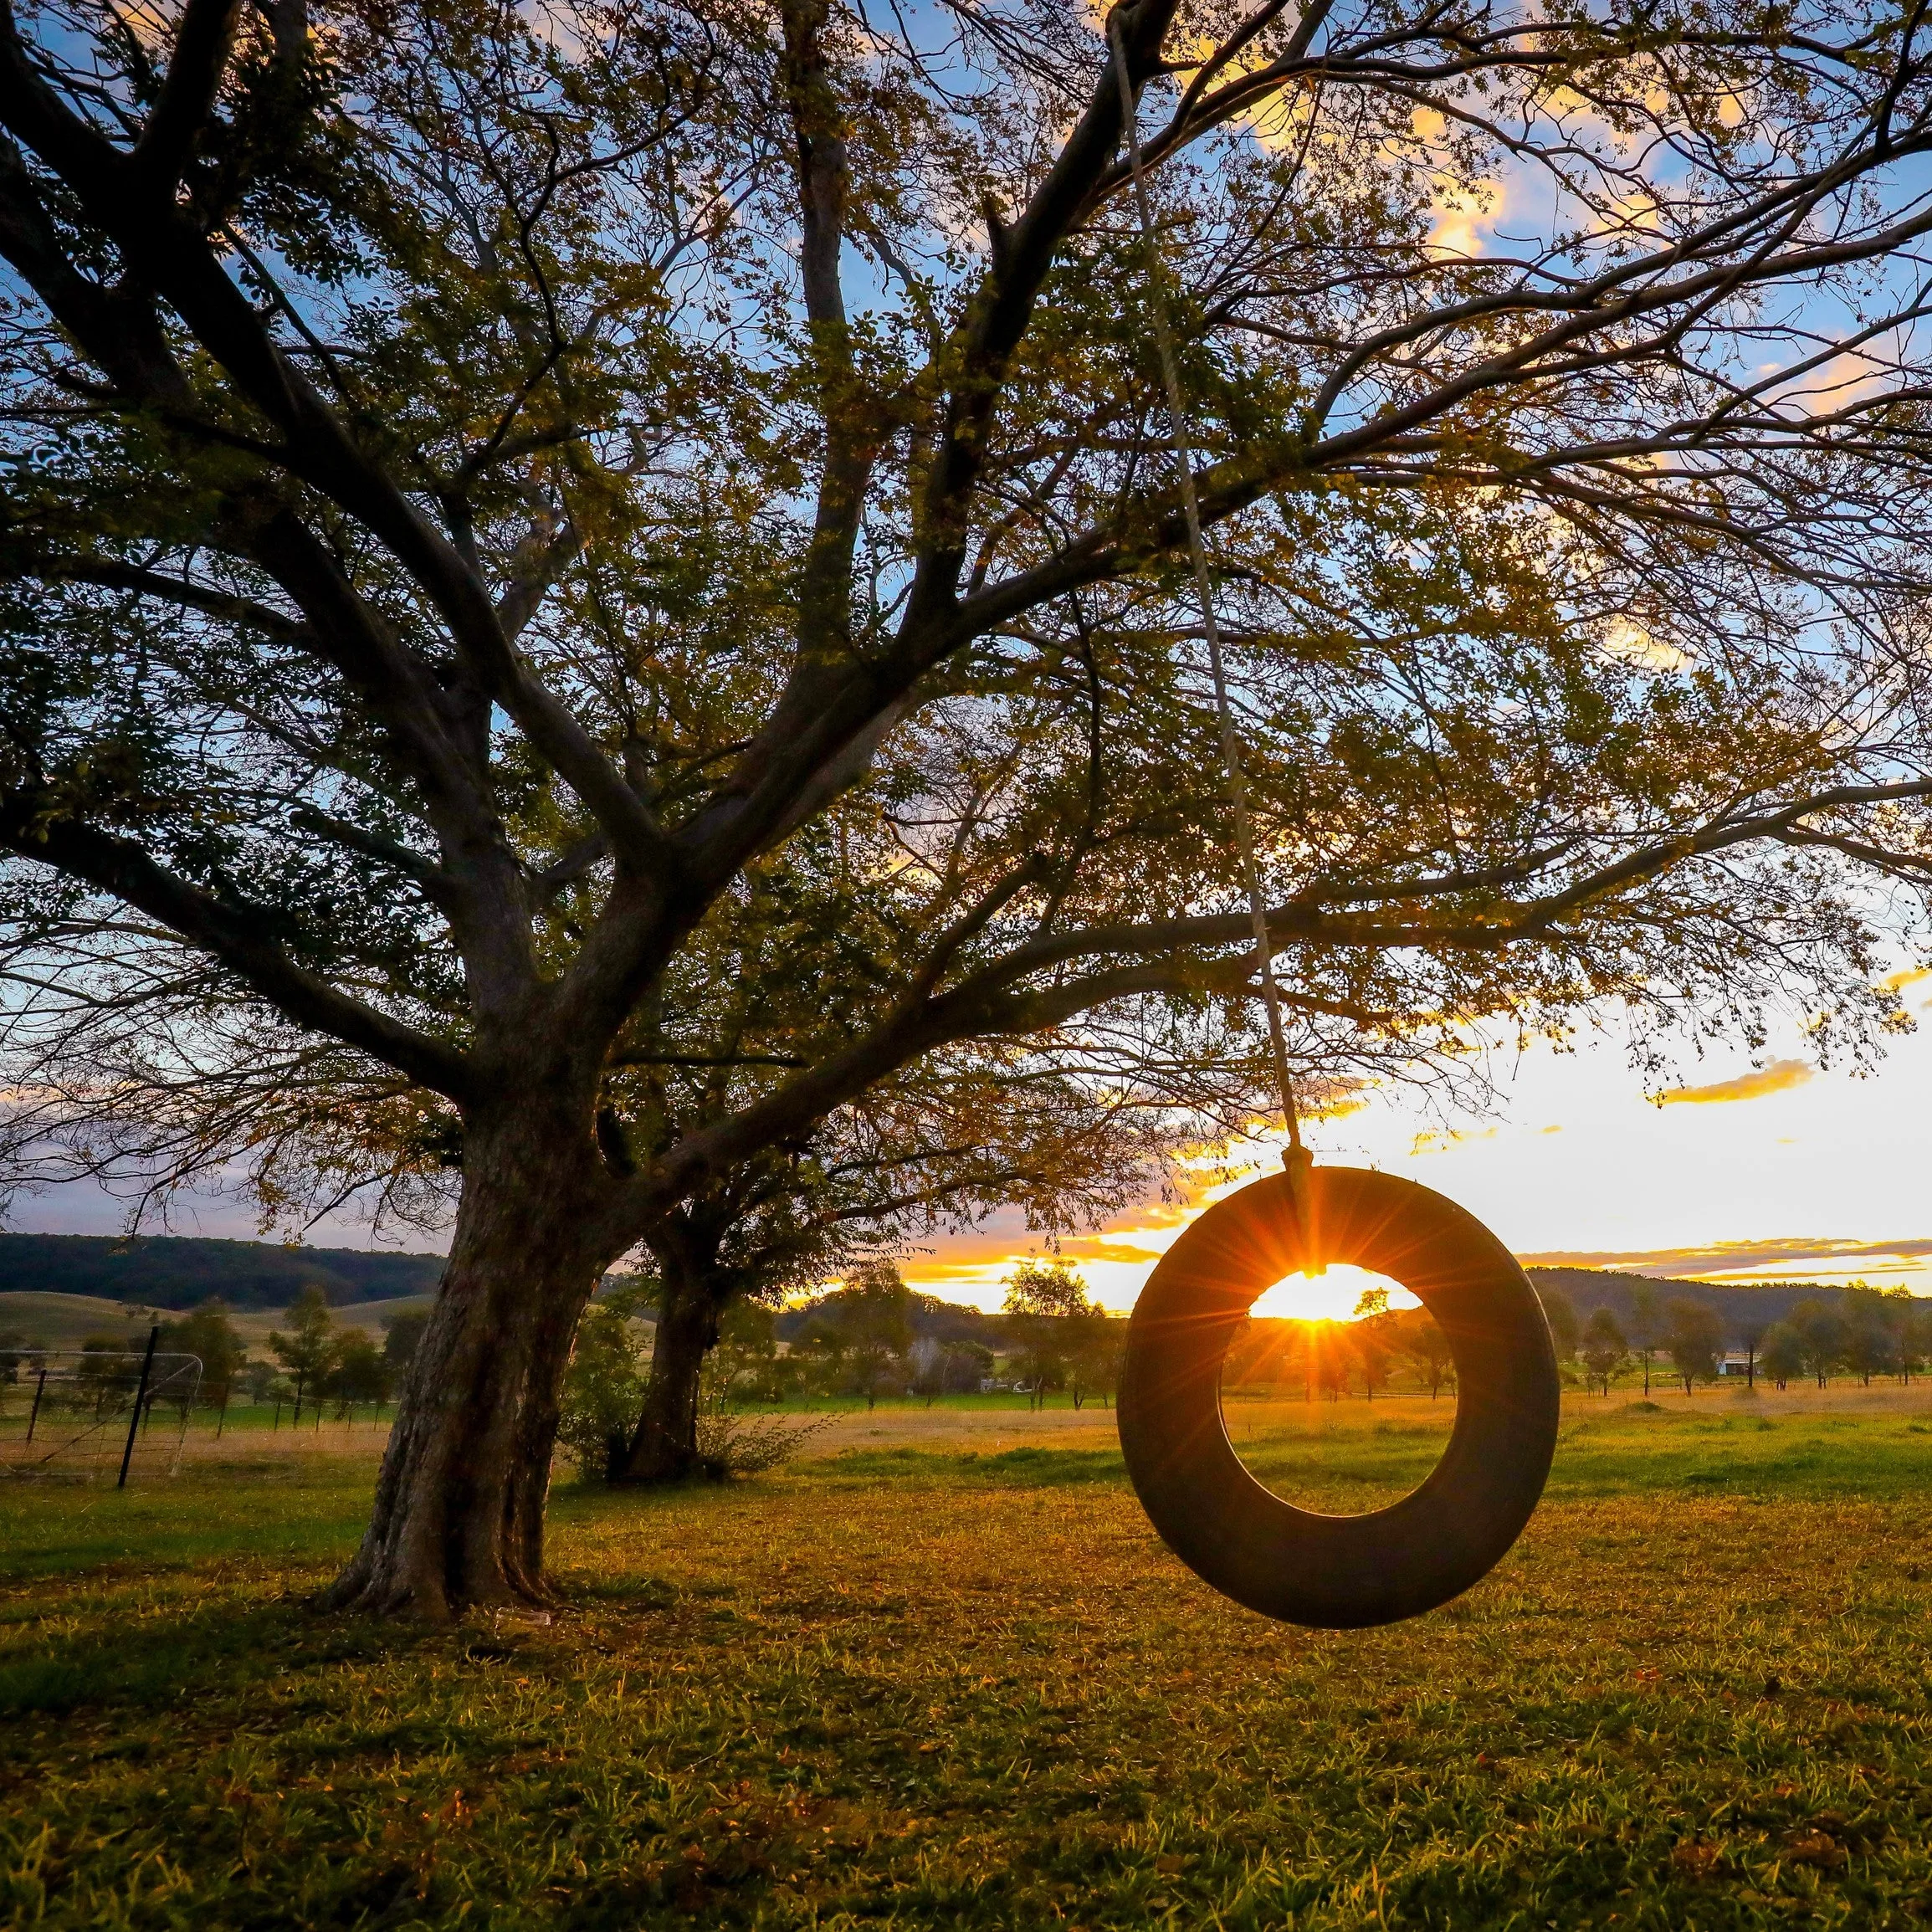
[1519,1236,1932,1281]
[1654,1059,1812,1105]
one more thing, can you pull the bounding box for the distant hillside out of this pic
[1529,1267,1889,1342]
[0,1289,440,1350]
[0,1232,445,1310]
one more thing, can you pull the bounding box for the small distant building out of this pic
[1717,1351,1755,1377]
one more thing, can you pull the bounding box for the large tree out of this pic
[4,0,1932,1614]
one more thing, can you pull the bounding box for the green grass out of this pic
[0,1293,172,1349]
[4,1395,1932,1928]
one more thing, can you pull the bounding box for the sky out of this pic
[8,987,1929,1321]
[883,994,1932,1321]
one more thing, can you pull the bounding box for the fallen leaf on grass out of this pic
[1784,1831,1847,1870]
[1669,1841,1722,1878]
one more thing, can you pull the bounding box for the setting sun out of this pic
[1248,1264,1419,1324]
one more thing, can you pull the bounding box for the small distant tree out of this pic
[1759,1322,1806,1391]
[74,1333,130,1417]
[1664,1299,1724,1395]
[1789,1301,1849,1388]
[1535,1285,1581,1365]
[159,1299,247,1414]
[1629,1284,1663,1398]
[1394,1309,1455,1399]
[382,1309,432,1381]
[1070,1314,1127,1411]
[1904,1303,1932,1387]
[269,1287,336,1427]
[557,1304,651,1480]
[0,1330,27,1417]
[1314,1324,1355,1402]
[1580,1309,1628,1396]
[1731,1313,1771,1392]
[1002,1261,1094,1412]
[1352,1286,1397,1402]
[907,1335,945,1406]
[1842,1312,1899,1386]
[951,1340,996,1396]
[325,1330,392,1420]
[803,1262,915,1411]
[714,1302,780,1405]
[1224,1319,1289,1391]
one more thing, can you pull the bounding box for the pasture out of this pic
[3,1386,1931,1929]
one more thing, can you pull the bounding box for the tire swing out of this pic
[1105,23,1560,1628]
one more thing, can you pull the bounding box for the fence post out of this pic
[25,1366,47,1445]
[119,1325,160,1489]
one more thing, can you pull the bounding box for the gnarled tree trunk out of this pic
[621,1216,730,1484]
[322,1105,623,1619]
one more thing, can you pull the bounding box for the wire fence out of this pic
[0,1329,202,1484]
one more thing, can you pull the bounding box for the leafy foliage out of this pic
[156,1297,246,1404]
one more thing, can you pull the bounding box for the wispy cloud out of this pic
[1655,1058,1812,1105]
[1520,1236,1932,1282]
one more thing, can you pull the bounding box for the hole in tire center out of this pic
[1221,1266,1456,1513]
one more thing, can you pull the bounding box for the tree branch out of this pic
[0,797,476,1101]
[131,0,243,192]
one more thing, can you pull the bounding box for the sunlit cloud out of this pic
[1410,1125,1498,1155]
[1654,1059,1812,1105]
[1599,618,1692,673]
[1427,178,1504,260]
[1520,1235,1932,1287]
[895,1140,1292,1313]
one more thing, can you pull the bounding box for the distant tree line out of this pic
[1541,1281,1931,1397]
[556,1259,1129,1482]
[0,1233,443,1311]
[1222,1291,1457,1404]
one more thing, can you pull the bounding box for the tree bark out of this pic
[619,1217,729,1484]
[321,1105,619,1619]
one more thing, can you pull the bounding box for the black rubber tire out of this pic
[1118,1166,1560,1628]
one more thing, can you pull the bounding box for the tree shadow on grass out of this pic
[0,1590,440,1719]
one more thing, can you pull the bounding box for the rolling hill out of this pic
[0,1232,445,1310]
[0,1289,438,1351]
[1525,1267,1893,1336]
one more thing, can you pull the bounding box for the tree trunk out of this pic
[322,1108,619,1619]
[620,1218,730,1484]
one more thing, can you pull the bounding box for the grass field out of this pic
[3,1386,1932,1929]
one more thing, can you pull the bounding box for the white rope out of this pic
[1107,19,1309,1187]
